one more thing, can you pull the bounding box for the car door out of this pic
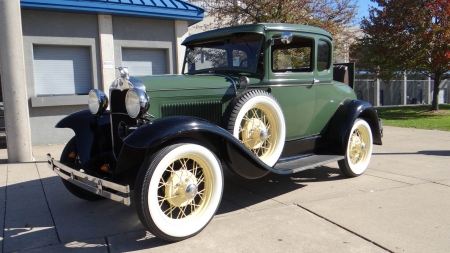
[312,38,353,134]
[265,32,316,140]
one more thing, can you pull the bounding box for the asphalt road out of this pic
[0,126,449,253]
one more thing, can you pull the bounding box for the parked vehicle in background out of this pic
[47,23,382,242]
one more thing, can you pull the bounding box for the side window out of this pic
[317,40,330,72]
[272,36,313,72]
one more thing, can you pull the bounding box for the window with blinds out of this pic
[121,48,168,76]
[33,45,93,96]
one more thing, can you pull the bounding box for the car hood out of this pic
[133,74,260,91]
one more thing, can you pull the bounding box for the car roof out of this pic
[182,23,332,46]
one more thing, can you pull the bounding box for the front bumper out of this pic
[47,154,131,206]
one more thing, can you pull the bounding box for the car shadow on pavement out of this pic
[1,176,144,252]
[1,164,348,252]
[221,165,346,202]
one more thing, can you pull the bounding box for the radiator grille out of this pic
[161,101,222,124]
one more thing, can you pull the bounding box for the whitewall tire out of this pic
[338,119,373,177]
[135,143,223,241]
[222,90,285,167]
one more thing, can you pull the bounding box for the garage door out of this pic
[122,48,168,76]
[33,45,92,96]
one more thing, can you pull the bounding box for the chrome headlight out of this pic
[125,89,150,118]
[88,89,108,116]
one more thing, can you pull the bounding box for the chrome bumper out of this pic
[47,154,131,206]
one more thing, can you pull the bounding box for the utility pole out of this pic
[0,0,33,162]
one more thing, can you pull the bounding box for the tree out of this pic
[188,0,358,62]
[359,0,450,110]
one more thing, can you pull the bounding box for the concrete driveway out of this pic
[0,126,449,253]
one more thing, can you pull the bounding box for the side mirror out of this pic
[281,32,293,44]
[271,32,293,45]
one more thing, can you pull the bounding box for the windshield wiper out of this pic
[243,38,253,54]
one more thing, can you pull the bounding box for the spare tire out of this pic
[222,90,285,166]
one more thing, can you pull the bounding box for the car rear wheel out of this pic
[60,137,104,201]
[338,119,373,177]
[222,90,285,167]
[135,143,223,241]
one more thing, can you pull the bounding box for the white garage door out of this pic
[33,45,92,96]
[122,48,168,76]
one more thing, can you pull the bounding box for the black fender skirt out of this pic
[123,116,274,179]
[56,110,112,166]
[327,99,383,156]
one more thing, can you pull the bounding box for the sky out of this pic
[356,0,378,22]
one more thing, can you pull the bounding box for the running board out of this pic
[272,154,344,174]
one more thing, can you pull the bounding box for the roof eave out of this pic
[20,0,204,25]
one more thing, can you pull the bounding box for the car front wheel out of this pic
[135,143,223,241]
[338,119,373,177]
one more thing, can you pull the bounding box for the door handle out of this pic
[312,78,320,85]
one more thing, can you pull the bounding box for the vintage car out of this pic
[47,23,382,242]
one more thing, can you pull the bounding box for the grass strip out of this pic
[376,104,450,131]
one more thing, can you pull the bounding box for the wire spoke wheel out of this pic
[223,90,285,167]
[157,157,212,220]
[338,119,373,177]
[349,128,370,165]
[239,106,275,158]
[135,143,223,242]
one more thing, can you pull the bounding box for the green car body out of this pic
[47,23,382,242]
[141,23,356,140]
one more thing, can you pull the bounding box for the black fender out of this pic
[122,116,272,179]
[327,99,382,155]
[56,110,112,166]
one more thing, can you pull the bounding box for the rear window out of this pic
[317,40,331,72]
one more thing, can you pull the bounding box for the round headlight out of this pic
[88,89,108,115]
[125,89,149,118]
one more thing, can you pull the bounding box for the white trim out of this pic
[31,95,88,107]
[175,20,188,74]
[98,14,115,95]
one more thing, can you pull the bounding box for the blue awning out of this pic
[20,0,204,25]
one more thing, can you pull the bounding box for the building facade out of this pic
[0,0,204,147]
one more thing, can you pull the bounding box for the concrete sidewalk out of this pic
[0,126,449,253]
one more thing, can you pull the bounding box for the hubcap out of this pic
[260,129,269,142]
[185,184,198,200]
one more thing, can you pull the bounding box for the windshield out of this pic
[183,33,264,74]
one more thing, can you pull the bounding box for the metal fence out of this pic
[355,79,448,106]
[354,79,375,105]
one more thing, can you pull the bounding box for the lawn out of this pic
[376,104,450,131]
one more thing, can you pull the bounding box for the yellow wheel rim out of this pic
[349,125,371,165]
[238,105,279,161]
[157,155,213,220]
